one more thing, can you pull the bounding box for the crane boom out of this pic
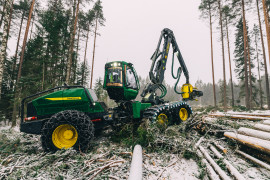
[141,28,202,105]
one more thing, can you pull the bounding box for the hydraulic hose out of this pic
[171,52,183,94]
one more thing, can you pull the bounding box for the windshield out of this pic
[106,67,123,86]
[126,66,138,89]
[87,89,98,102]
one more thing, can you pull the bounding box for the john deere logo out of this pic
[46,97,82,101]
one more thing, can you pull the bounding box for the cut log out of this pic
[210,113,270,121]
[197,150,220,180]
[254,124,270,132]
[209,145,245,180]
[238,127,270,141]
[224,132,270,155]
[199,146,232,180]
[128,145,142,180]
[236,150,270,170]
[213,142,228,154]
[227,112,270,117]
[263,120,270,125]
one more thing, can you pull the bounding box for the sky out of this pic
[8,0,265,88]
[91,0,233,87]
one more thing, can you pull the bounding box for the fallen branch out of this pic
[209,145,245,180]
[157,159,178,179]
[236,150,270,170]
[85,160,124,178]
[199,146,231,180]
[224,132,270,155]
[213,142,227,154]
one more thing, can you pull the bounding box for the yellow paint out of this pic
[179,108,188,121]
[46,97,81,101]
[181,84,193,99]
[52,124,78,149]
[157,113,168,127]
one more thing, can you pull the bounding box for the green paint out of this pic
[32,88,105,116]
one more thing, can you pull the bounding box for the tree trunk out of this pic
[29,11,35,40]
[11,12,25,90]
[225,17,234,107]
[0,1,7,28]
[82,24,90,86]
[90,17,98,89]
[218,0,227,111]
[208,3,217,108]
[247,32,253,108]
[254,30,263,109]
[241,0,250,109]
[11,0,35,127]
[66,0,80,84]
[262,0,270,109]
[0,0,12,99]
[73,27,80,83]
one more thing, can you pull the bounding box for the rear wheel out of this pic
[175,104,192,124]
[156,111,171,129]
[41,110,94,152]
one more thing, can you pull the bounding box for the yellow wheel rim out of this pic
[179,108,188,121]
[157,113,168,127]
[52,124,78,149]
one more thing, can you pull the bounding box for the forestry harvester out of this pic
[20,28,203,152]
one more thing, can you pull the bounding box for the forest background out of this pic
[1,0,270,126]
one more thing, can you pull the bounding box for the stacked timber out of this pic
[210,112,270,121]
[224,121,270,169]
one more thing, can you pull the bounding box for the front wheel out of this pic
[41,110,94,152]
[174,103,192,124]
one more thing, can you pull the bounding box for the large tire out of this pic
[174,103,192,124]
[41,110,94,152]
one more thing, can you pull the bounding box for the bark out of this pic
[224,132,270,155]
[12,0,35,127]
[218,0,227,111]
[82,24,90,86]
[254,124,270,132]
[210,113,270,120]
[257,0,270,110]
[90,17,98,89]
[128,145,143,180]
[199,146,231,180]
[29,12,34,40]
[73,27,80,83]
[0,1,7,28]
[254,30,263,109]
[66,0,80,84]
[213,142,227,154]
[225,17,234,107]
[0,0,12,99]
[262,0,270,67]
[238,127,270,141]
[263,120,270,125]
[241,0,250,109]
[208,3,217,108]
[196,150,220,180]
[236,150,270,170]
[246,32,253,108]
[11,12,24,90]
[209,145,245,180]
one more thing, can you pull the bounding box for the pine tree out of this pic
[199,0,217,107]
[90,0,105,89]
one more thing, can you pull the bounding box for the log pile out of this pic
[210,112,270,121]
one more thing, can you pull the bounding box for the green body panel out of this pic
[132,101,152,119]
[103,61,140,101]
[32,88,104,116]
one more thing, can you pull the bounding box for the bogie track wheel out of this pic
[156,111,171,129]
[41,110,94,152]
[175,104,192,124]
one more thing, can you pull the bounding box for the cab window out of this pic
[126,66,137,89]
[106,67,123,86]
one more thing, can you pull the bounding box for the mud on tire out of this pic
[41,110,94,152]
